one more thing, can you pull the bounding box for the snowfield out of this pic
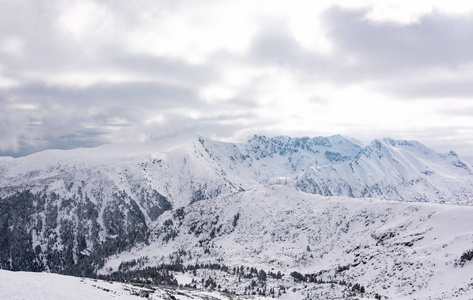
[0,270,270,300]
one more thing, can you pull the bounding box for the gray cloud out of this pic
[324,8,473,70]
[8,81,200,107]
[0,82,204,154]
[331,8,473,89]
[246,7,473,89]
[0,77,264,156]
[322,8,473,99]
[110,54,218,85]
[249,27,322,71]
[442,106,473,117]
[380,77,473,99]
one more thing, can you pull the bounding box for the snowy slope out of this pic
[0,270,269,300]
[101,185,473,299]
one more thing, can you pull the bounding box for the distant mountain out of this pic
[1,134,473,299]
[2,134,472,207]
[295,137,473,203]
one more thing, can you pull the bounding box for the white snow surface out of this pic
[0,270,269,300]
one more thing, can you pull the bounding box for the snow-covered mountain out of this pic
[2,134,472,208]
[100,185,473,299]
[1,134,473,299]
[295,137,473,203]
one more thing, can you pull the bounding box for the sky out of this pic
[1,0,473,157]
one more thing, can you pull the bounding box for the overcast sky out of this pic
[1,0,473,157]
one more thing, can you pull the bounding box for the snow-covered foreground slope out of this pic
[101,186,473,299]
[0,270,270,300]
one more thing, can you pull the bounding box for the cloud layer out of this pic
[1,1,473,156]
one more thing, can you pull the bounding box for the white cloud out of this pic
[55,0,113,40]
[0,36,25,56]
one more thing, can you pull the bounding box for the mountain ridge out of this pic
[1,134,473,205]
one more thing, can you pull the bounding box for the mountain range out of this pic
[1,134,473,299]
